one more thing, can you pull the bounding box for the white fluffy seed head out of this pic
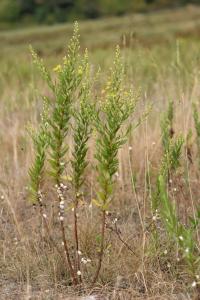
[81,258,87,264]
[192,281,197,288]
[77,270,81,276]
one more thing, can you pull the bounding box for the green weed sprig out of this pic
[71,50,93,281]
[28,100,50,204]
[29,23,86,286]
[161,100,174,156]
[158,175,200,283]
[92,47,139,284]
[29,25,141,288]
[152,135,184,212]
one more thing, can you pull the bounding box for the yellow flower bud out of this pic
[53,64,62,73]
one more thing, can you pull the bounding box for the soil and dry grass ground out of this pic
[1,5,200,300]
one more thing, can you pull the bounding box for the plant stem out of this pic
[73,195,82,283]
[39,207,67,262]
[60,218,78,285]
[92,210,106,285]
[57,182,78,286]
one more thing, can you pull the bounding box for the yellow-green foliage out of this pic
[93,47,138,211]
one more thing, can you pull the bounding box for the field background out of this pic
[2,4,200,300]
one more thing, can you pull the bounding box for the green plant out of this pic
[151,101,183,213]
[160,135,184,179]
[29,23,90,286]
[29,24,140,287]
[152,133,184,212]
[70,50,93,282]
[160,100,174,158]
[158,175,200,284]
[92,47,139,284]
[28,100,50,204]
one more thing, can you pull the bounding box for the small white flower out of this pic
[169,179,172,184]
[0,195,4,200]
[55,184,58,188]
[177,257,180,262]
[152,142,156,146]
[87,258,91,263]
[173,188,177,192]
[152,215,157,221]
[192,281,197,288]
[89,203,92,209]
[115,172,119,177]
[196,275,200,280]
[167,262,171,268]
[59,216,64,221]
[60,205,64,210]
[81,258,87,264]
[72,208,74,212]
[60,200,64,205]
[77,270,81,276]
[128,146,132,151]
[179,236,184,241]
[43,214,47,219]
[164,250,168,255]
[60,162,65,166]
[61,242,64,246]
[77,250,82,256]
[185,247,189,253]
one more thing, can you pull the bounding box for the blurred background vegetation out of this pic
[1,0,200,28]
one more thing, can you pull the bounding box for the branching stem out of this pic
[92,210,106,285]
